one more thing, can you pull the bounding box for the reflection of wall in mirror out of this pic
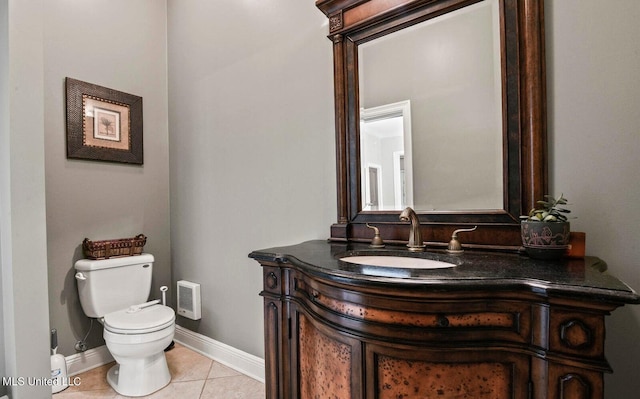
[359,0,503,211]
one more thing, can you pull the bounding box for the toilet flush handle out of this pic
[127,299,161,313]
[75,272,86,281]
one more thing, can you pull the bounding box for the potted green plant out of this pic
[520,194,572,260]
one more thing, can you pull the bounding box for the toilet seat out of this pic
[104,304,175,335]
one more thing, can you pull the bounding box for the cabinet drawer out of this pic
[549,309,604,358]
[294,276,531,343]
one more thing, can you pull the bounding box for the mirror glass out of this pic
[358,0,503,211]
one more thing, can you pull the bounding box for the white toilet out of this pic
[75,254,175,397]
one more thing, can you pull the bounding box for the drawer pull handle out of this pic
[436,315,450,327]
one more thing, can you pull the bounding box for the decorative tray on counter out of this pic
[82,234,147,259]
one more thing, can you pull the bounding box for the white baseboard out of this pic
[65,345,114,377]
[174,325,265,383]
[63,326,265,383]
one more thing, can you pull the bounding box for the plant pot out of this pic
[521,220,571,260]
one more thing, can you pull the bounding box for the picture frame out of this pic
[66,77,143,164]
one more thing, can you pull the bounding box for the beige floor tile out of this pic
[65,362,115,392]
[166,344,213,382]
[113,380,205,399]
[201,375,265,399]
[60,343,264,399]
[208,361,241,379]
[54,388,117,398]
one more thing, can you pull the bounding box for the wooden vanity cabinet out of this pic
[253,242,639,399]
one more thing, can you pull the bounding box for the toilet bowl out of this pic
[74,254,176,397]
[102,304,175,397]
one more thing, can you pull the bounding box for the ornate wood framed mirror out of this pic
[317,0,547,250]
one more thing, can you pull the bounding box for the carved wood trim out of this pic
[266,272,278,290]
[332,35,349,225]
[560,319,593,350]
[549,310,604,359]
[264,301,281,399]
[329,11,344,32]
[519,0,548,211]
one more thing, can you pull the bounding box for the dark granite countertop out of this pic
[250,240,640,304]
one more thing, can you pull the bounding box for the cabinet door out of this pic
[292,306,364,399]
[547,364,603,399]
[366,344,531,399]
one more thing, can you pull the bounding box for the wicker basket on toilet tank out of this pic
[82,234,147,259]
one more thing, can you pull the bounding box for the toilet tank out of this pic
[75,254,154,318]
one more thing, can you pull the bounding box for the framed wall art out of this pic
[65,77,143,164]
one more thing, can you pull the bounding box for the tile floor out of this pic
[54,343,265,399]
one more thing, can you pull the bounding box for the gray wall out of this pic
[0,3,7,393]
[546,2,640,398]
[44,0,170,356]
[167,0,335,357]
[1,0,51,398]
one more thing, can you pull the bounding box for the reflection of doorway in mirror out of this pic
[364,164,382,210]
[393,151,406,208]
[360,100,413,211]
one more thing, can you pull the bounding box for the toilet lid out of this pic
[104,305,175,334]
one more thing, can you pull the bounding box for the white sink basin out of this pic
[340,255,455,269]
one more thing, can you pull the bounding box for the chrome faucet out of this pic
[399,207,425,252]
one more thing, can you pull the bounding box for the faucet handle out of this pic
[446,226,478,254]
[366,223,385,248]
